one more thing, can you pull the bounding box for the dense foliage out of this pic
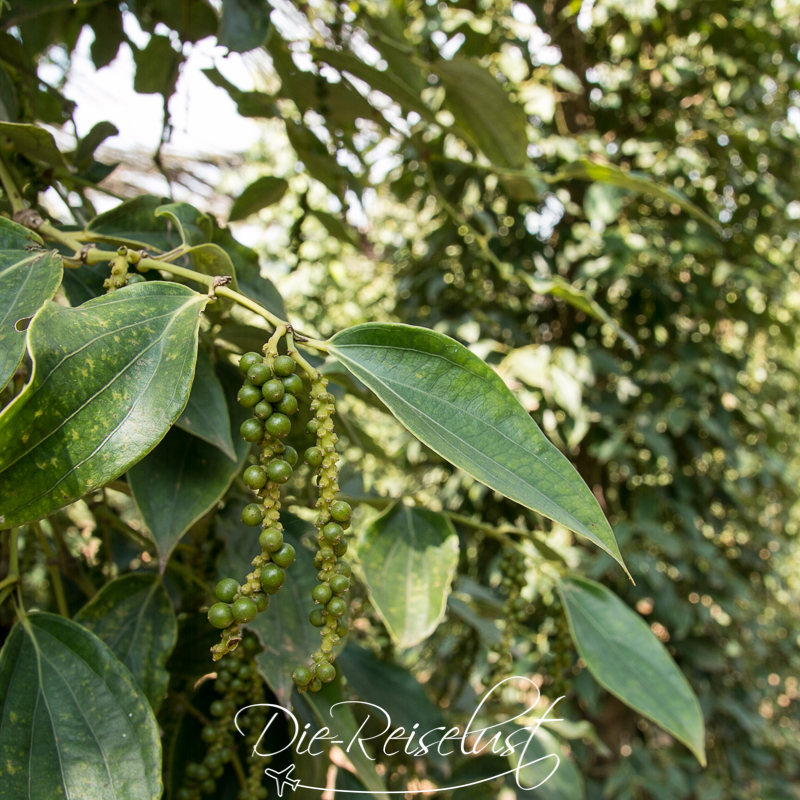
[0,1,799,800]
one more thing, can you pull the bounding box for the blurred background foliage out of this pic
[3,0,800,798]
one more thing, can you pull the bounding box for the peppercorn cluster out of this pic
[486,546,529,685]
[177,635,269,800]
[291,375,352,693]
[208,351,303,659]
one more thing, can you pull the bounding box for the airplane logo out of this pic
[264,764,301,797]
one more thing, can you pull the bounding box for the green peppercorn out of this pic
[333,540,348,557]
[254,400,274,419]
[330,501,352,523]
[262,379,285,403]
[261,563,286,594]
[200,778,216,795]
[208,603,233,628]
[176,788,192,800]
[247,362,271,386]
[273,355,296,376]
[275,393,298,415]
[215,578,240,603]
[186,763,203,781]
[306,420,318,435]
[316,662,336,683]
[304,446,323,467]
[243,465,267,490]
[240,418,264,442]
[326,597,347,617]
[237,384,262,408]
[309,678,322,693]
[322,522,343,543]
[253,592,270,612]
[232,597,258,623]
[259,528,283,552]
[337,623,349,638]
[201,725,217,744]
[230,678,244,692]
[210,700,225,717]
[204,752,222,772]
[265,413,291,438]
[239,352,262,374]
[330,574,350,595]
[309,608,326,627]
[292,665,313,686]
[281,373,303,395]
[312,584,332,605]
[267,459,293,484]
[272,543,296,568]
[335,561,351,577]
[282,445,298,467]
[241,504,264,527]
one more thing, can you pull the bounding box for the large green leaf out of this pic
[0,282,208,528]
[133,34,183,97]
[558,576,706,765]
[74,120,118,167]
[155,202,212,246]
[74,573,177,711]
[0,248,62,390]
[175,347,236,459]
[0,121,65,166]
[0,612,162,799]
[229,175,288,222]
[302,674,389,800]
[508,726,585,800]
[328,323,627,573]
[434,59,528,169]
[0,217,44,249]
[549,160,721,234]
[129,373,248,571]
[357,502,459,648]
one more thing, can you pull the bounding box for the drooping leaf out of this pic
[302,673,389,800]
[285,121,360,199]
[0,612,162,799]
[558,576,706,765]
[181,243,239,291]
[228,176,288,222]
[219,0,270,52]
[434,59,528,169]
[86,195,172,252]
[74,573,177,711]
[246,518,321,707]
[133,34,183,97]
[0,282,208,528]
[549,159,721,234]
[129,364,249,571]
[87,1,124,68]
[309,209,360,247]
[155,202,212,246]
[357,502,459,648]
[328,323,628,573]
[74,120,118,167]
[201,67,277,118]
[0,248,62,390]
[312,47,436,124]
[519,273,640,354]
[0,217,43,249]
[175,347,236,459]
[0,63,18,121]
[0,120,65,166]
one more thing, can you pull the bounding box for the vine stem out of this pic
[0,153,25,214]
[32,522,70,617]
[0,528,21,608]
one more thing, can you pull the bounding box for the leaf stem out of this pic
[32,522,70,617]
[0,152,25,214]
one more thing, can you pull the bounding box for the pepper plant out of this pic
[1,0,797,798]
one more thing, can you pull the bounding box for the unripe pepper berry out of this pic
[275,393,298,416]
[262,379,285,403]
[215,578,240,603]
[259,528,283,552]
[281,374,303,396]
[261,563,286,594]
[292,665,313,686]
[272,543,296,568]
[240,418,264,442]
[208,603,233,628]
[254,400,274,419]
[241,504,264,527]
[231,597,258,623]
[316,662,336,683]
[237,384,262,408]
[247,363,271,386]
[239,352,262,374]
[309,608,326,627]
[273,355,296,376]
[304,446,323,467]
[326,597,347,617]
[312,584,332,605]
[243,465,267,490]
[330,501,352,523]
[265,413,291,438]
[267,460,293,484]
[330,574,350,595]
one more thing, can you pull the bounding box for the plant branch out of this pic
[32,522,70,617]
[0,152,25,214]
